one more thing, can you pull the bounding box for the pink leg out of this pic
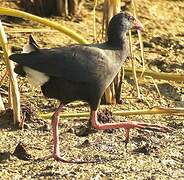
[90,110,172,145]
[51,103,64,161]
[46,104,98,163]
[44,107,171,163]
[50,103,82,162]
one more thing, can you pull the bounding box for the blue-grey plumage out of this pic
[9,12,168,164]
[9,12,140,109]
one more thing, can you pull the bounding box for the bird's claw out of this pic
[135,122,174,133]
[123,121,173,147]
[40,154,100,164]
[44,153,73,163]
[125,121,174,133]
[53,155,73,163]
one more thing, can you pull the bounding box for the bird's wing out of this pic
[9,45,111,83]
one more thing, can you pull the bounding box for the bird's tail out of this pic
[22,35,39,53]
[9,35,39,77]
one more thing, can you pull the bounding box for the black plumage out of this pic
[9,12,168,163]
[10,13,133,110]
[11,43,128,109]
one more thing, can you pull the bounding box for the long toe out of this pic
[135,122,174,132]
[53,155,72,163]
[123,121,173,148]
[52,154,100,164]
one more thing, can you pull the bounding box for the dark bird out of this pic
[9,12,169,163]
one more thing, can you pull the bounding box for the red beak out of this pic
[132,19,144,31]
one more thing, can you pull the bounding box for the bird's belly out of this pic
[23,66,49,87]
[41,77,101,107]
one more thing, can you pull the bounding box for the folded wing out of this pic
[9,45,110,83]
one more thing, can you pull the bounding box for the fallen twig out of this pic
[40,107,184,119]
[0,7,88,44]
[125,67,184,82]
[6,29,58,33]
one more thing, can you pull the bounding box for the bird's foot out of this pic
[124,121,173,147]
[124,121,173,132]
[53,154,73,163]
[41,153,73,163]
[41,153,100,164]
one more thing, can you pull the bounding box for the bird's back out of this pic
[9,42,128,109]
[10,43,126,85]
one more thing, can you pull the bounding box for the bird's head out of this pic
[107,12,144,45]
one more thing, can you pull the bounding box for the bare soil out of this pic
[0,0,184,179]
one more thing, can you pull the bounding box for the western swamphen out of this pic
[9,12,169,162]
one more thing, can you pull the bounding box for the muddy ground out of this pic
[0,0,184,179]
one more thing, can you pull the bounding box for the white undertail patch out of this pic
[23,66,49,87]
[21,39,49,87]
[22,44,35,53]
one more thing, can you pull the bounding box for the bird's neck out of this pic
[107,33,127,49]
[106,34,128,64]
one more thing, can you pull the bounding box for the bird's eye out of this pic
[127,15,134,21]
